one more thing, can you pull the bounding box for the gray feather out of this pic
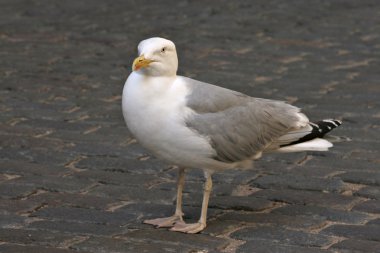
[183,77,306,163]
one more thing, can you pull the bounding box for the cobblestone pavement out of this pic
[1,0,380,252]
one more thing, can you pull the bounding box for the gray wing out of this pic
[182,76,308,163]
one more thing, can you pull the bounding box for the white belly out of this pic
[122,73,215,167]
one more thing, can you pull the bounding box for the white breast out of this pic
[122,72,215,167]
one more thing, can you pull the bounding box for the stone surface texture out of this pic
[1,0,379,252]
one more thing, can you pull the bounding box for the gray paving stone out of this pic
[33,206,136,225]
[25,191,115,210]
[184,194,275,211]
[75,155,167,173]
[368,218,380,226]
[252,188,357,209]
[72,236,193,253]
[0,159,67,176]
[289,164,346,178]
[76,170,159,186]
[219,212,326,229]
[355,186,380,200]
[203,219,244,236]
[1,146,75,165]
[28,220,123,236]
[0,182,37,199]
[88,184,175,203]
[116,203,174,219]
[0,244,88,253]
[330,239,380,252]
[1,0,379,252]
[231,226,333,247]
[322,224,380,242]
[49,130,122,144]
[299,159,378,176]
[339,171,380,186]
[353,200,380,214]
[117,203,222,228]
[67,142,128,157]
[213,169,261,185]
[273,204,370,224]
[125,229,228,250]
[0,198,42,215]
[12,175,94,193]
[209,196,275,211]
[251,174,346,192]
[237,239,333,253]
[0,214,27,228]
[0,228,74,247]
[154,181,237,196]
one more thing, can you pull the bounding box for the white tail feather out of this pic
[275,138,333,153]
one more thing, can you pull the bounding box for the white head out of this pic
[132,37,178,77]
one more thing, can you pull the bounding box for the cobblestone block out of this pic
[273,204,370,224]
[330,239,380,253]
[237,239,333,253]
[0,244,89,253]
[322,224,380,242]
[0,214,27,228]
[352,199,380,214]
[219,212,326,230]
[213,169,261,185]
[231,226,332,247]
[116,203,174,220]
[154,181,237,196]
[184,194,275,211]
[72,236,193,253]
[368,218,380,226]
[125,229,229,250]
[0,160,67,176]
[1,147,75,165]
[28,220,123,236]
[209,196,275,211]
[118,202,217,221]
[33,207,136,225]
[0,182,37,199]
[339,171,380,186]
[75,155,167,173]
[88,184,175,203]
[355,186,380,200]
[252,189,357,209]
[67,142,127,157]
[251,174,346,192]
[294,159,378,176]
[26,192,116,210]
[76,170,159,186]
[1,0,379,252]
[367,218,380,226]
[12,175,94,193]
[0,228,74,247]
[0,198,42,215]
[289,164,346,178]
[203,219,243,236]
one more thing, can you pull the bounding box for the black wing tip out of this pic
[321,119,342,127]
[280,119,342,148]
[313,119,342,135]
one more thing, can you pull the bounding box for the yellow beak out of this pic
[132,55,153,71]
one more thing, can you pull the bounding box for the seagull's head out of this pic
[132,37,178,77]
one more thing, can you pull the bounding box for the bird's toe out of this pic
[170,221,206,234]
[144,215,183,228]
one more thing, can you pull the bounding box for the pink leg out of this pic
[171,170,212,233]
[144,168,185,227]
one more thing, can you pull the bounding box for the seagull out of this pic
[122,37,342,233]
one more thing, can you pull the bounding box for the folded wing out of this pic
[183,77,311,163]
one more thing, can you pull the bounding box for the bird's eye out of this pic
[161,47,166,53]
